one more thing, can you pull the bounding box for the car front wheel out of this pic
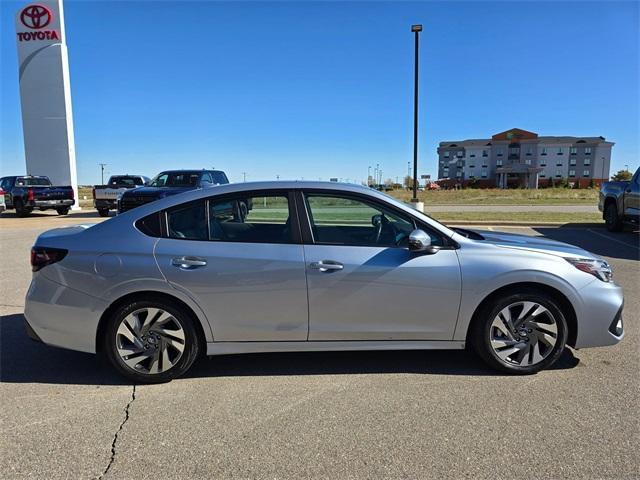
[103,299,200,383]
[604,203,623,232]
[471,291,568,374]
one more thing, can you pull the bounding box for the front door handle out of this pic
[171,256,207,269]
[309,260,344,272]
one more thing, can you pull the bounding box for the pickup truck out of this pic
[93,175,150,217]
[599,167,640,231]
[0,175,75,217]
[118,169,229,213]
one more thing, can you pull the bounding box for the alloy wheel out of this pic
[489,301,559,367]
[115,307,186,374]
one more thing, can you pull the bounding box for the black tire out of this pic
[103,298,200,383]
[56,207,70,215]
[97,208,110,217]
[604,202,623,232]
[469,289,568,374]
[15,199,31,217]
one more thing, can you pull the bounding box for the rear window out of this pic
[16,177,51,186]
[109,176,144,187]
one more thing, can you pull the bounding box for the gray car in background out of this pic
[24,182,624,383]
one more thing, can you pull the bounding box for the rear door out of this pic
[298,190,462,341]
[154,190,309,341]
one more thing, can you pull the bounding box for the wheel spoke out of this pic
[491,338,519,349]
[156,327,185,342]
[530,320,557,336]
[122,351,153,369]
[496,343,526,361]
[531,342,544,364]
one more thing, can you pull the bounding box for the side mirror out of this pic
[408,229,440,254]
[200,179,213,187]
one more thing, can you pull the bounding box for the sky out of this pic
[1,0,638,185]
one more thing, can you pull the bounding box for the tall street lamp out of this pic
[410,24,422,204]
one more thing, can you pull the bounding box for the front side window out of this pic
[305,193,436,248]
[150,172,200,187]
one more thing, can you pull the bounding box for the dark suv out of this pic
[118,170,229,213]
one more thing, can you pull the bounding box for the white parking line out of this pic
[587,228,640,250]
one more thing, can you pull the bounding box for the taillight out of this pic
[28,188,34,201]
[30,247,68,272]
[0,188,5,195]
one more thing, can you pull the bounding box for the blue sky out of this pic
[1,0,638,185]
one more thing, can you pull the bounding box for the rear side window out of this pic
[135,212,162,237]
[167,201,207,240]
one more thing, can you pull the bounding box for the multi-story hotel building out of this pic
[436,128,613,188]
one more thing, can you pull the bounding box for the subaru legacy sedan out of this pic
[25,182,624,383]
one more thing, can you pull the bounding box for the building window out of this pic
[481,169,487,178]
[557,148,563,155]
[584,158,591,166]
[541,147,547,156]
[556,162,563,167]
[525,159,532,165]
[540,174,546,178]
[482,150,488,157]
[585,147,592,155]
[583,170,590,177]
[526,147,533,156]
[469,153,476,158]
[570,158,576,166]
[496,159,503,166]
[456,171,462,178]
[457,161,463,168]
[570,147,577,155]
[555,170,562,178]
[540,161,547,166]
[456,151,463,158]
[509,147,520,155]
[444,151,450,158]
[569,170,576,177]
[469,165,475,169]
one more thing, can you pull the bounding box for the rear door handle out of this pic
[309,260,344,272]
[171,256,207,269]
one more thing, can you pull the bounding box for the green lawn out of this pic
[389,187,599,205]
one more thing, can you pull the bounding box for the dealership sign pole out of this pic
[15,0,79,207]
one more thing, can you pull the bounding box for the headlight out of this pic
[565,257,613,282]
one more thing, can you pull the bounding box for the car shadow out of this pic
[531,225,639,261]
[1,313,580,386]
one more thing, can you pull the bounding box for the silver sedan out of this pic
[25,182,624,382]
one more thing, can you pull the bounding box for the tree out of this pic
[611,169,633,181]
[403,175,414,189]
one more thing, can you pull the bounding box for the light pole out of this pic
[410,24,422,203]
[98,163,107,184]
[242,172,247,182]
[368,166,371,186]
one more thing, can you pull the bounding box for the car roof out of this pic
[156,170,223,174]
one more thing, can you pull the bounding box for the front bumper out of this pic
[574,280,624,348]
[24,273,108,354]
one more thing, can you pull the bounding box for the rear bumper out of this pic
[31,199,75,208]
[94,199,116,209]
[24,273,108,354]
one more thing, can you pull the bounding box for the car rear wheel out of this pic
[56,207,70,215]
[97,208,110,217]
[103,299,200,383]
[470,291,568,374]
[604,203,623,232]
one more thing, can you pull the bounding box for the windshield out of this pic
[109,176,144,187]
[149,172,200,187]
[16,177,51,186]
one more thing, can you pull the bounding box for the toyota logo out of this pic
[20,4,53,30]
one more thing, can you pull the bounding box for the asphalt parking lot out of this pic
[1,211,639,479]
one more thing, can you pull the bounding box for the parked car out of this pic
[93,175,150,217]
[0,175,75,217]
[25,181,624,383]
[117,169,228,213]
[599,167,640,231]
[0,187,6,213]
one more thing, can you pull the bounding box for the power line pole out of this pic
[98,163,107,184]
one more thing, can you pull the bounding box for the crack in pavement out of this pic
[95,385,136,479]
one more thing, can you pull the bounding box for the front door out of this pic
[300,191,461,341]
[155,191,308,341]
[623,170,640,218]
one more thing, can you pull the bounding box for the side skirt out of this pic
[207,340,465,356]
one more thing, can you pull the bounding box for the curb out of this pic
[441,221,604,228]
